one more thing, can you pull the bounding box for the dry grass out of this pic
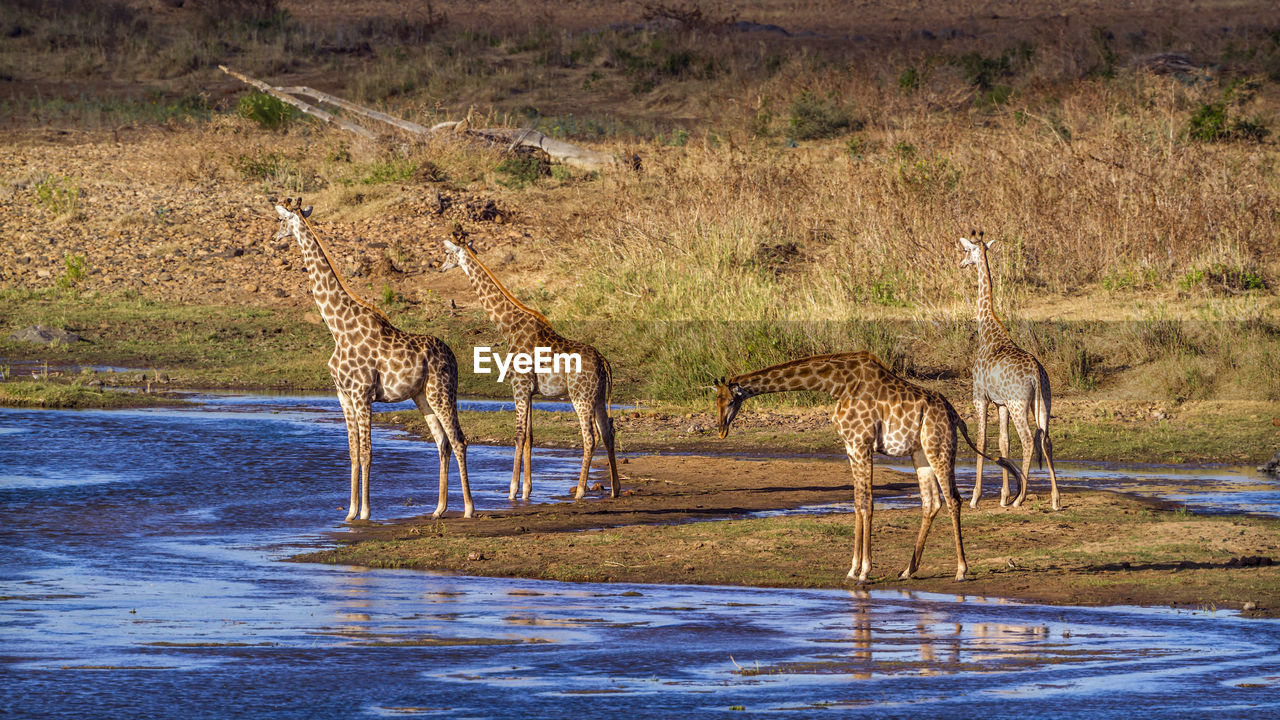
[2,1,1277,412]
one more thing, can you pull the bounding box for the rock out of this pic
[1259,449,1280,478]
[36,269,51,279]
[589,482,604,492]
[243,283,259,293]
[9,325,85,345]
[215,248,245,258]
[1243,601,1258,611]
[467,551,485,561]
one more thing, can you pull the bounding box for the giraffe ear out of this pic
[466,240,475,251]
[301,206,313,218]
[985,238,996,249]
[443,239,459,252]
[959,237,976,251]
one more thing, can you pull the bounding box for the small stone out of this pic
[589,482,604,492]
[467,551,485,561]
[36,269,51,279]
[1243,601,1258,611]
[243,283,259,293]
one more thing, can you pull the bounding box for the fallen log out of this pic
[218,65,376,140]
[220,66,625,171]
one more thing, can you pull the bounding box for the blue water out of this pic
[1,395,1277,718]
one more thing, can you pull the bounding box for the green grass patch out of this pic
[0,380,184,409]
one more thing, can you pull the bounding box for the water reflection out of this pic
[1,396,1278,718]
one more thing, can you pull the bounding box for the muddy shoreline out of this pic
[297,453,1280,618]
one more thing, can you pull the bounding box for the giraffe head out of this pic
[714,377,748,439]
[270,196,312,242]
[439,238,475,273]
[958,230,993,269]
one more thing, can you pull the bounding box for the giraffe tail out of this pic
[597,351,615,442]
[946,399,1025,494]
[1031,363,1051,471]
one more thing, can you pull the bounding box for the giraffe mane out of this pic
[299,214,391,323]
[462,244,552,326]
[731,352,874,381]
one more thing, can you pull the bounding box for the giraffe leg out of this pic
[509,382,532,501]
[522,414,534,500]
[970,397,989,508]
[594,405,620,499]
[844,440,874,584]
[1010,403,1035,508]
[1033,385,1061,510]
[337,392,360,523]
[423,412,450,518]
[997,405,1011,507]
[901,448,942,580]
[572,399,595,501]
[1042,427,1061,511]
[353,396,373,521]
[431,396,474,519]
[928,417,967,582]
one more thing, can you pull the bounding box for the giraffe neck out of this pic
[729,355,844,399]
[975,249,1009,349]
[457,247,550,345]
[291,219,385,337]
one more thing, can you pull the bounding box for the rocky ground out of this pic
[0,125,545,314]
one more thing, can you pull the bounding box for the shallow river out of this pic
[1,394,1277,718]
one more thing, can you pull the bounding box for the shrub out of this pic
[33,176,79,216]
[56,253,88,290]
[786,91,860,140]
[495,155,551,189]
[237,92,295,130]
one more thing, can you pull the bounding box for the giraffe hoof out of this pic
[969,499,980,509]
[954,573,968,582]
[462,510,474,519]
[898,568,914,580]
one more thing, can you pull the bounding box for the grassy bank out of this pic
[0,380,186,408]
[299,475,1280,617]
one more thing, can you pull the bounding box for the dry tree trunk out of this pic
[219,66,628,171]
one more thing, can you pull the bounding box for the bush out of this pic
[33,176,79,216]
[495,155,551,189]
[237,92,295,130]
[786,91,860,140]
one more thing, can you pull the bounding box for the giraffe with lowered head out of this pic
[271,197,474,521]
[440,238,619,501]
[960,231,1061,510]
[715,352,1025,584]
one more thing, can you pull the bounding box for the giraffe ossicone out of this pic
[271,197,475,522]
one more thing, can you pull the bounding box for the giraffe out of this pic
[714,352,1025,584]
[439,238,619,501]
[270,197,474,521]
[960,232,1061,511]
